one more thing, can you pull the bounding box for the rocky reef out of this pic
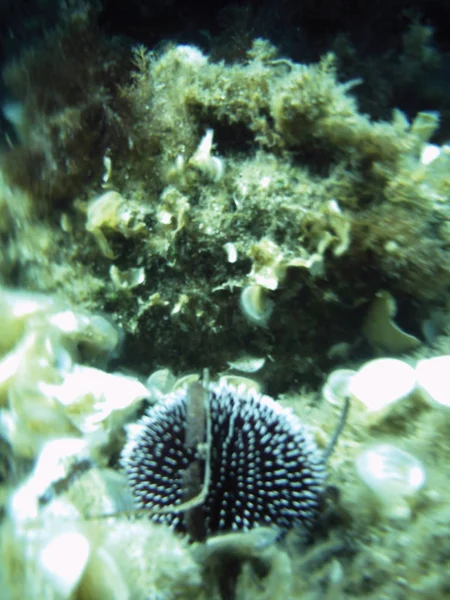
[1,8,450,391]
[0,2,449,598]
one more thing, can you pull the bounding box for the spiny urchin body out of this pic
[121,381,326,536]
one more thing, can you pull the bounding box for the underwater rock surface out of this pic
[0,2,449,598]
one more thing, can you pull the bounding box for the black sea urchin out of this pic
[121,381,326,537]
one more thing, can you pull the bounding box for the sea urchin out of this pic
[121,380,326,539]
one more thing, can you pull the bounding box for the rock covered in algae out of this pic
[0,13,449,392]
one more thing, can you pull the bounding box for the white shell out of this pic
[208,156,225,182]
[110,265,146,289]
[81,547,130,600]
[227,356,266,373]
[9,437,89,522]
[38,365,148,433]
[415,355,450,409]
[421,143,441,165]
[173,45,207,68]
[348,358,416,416]
[356,443,426,519]
[188,129,224,182]
[322,369,356,406]
[39,532,90,597]
[86,191,125,232]
[172,373,200,391]
[239,284,273,327]
[362,290,420,353]
[146,368,176,399]
[223,242,238,263]
[218,375,261,394]
[102,155,112,183]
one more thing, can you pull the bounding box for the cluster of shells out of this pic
[0,286,149,460]
[322,352,450,520]
[0,286,206,599]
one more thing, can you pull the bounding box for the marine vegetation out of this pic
[0,2,450,599]
[1,8,450,392]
